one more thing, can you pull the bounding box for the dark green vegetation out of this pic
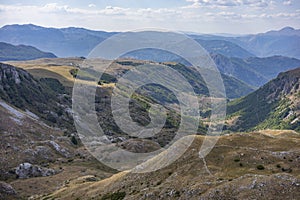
[227,67,300,132]
[0,42,56,61]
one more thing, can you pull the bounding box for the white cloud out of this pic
[283,0,292,5]
[0,2,299,34]
[88,4,96,8]
[185,0,272,8]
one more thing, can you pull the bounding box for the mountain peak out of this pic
[264,26,299,36]
[280,26,295,31]
[1,24,45,31]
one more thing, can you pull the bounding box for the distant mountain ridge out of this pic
[0,24,116,57]
[191,26,300,59]
[212,54,300,87]
[124,50,300,88]
[2,24,299,59]
[0,42,56,61]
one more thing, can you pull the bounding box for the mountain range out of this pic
[1,24,300,59]
[0,24,300,199]
[191,26,300,59]
[1,24,300,89]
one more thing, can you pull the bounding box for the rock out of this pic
[15,163,56,179]
[0,181,16,197]
[48,141,70,157]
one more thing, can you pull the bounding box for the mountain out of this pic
[226,67,300,132]
[0,24,116,57]
[235,27,300,59]
[125,50,300,88]
[0,24,253,59]
[195,39,255,58]
[190,27,300,59]
[0,42,56,61]
[212,54,300,87]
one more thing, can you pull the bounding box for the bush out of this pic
[71,136,78,145]
[256,165,265,170]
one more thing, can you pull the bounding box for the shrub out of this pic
[256,165,265,170]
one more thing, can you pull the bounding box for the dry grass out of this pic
[41,130,300,199]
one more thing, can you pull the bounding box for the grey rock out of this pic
[15,162,56,179]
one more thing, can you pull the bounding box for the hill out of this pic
[226,67,300,132]
[0,42,56,61]
[42,131,300,199]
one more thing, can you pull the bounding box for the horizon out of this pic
[0,1,299,34]
[1,23,298,36]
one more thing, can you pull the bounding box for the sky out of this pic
[0,0,299,34]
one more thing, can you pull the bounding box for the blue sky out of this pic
[0,0,299,34]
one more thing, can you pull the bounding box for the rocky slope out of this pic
[0,95,115,199]
[227,67,300,132]
[0,62,74,133]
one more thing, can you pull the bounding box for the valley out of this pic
[0,24,299,200]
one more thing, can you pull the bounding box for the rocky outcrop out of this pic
[15,163,56,179]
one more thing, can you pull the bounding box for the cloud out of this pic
[0,2,299,34]
[185,0,272,8]
[283,0,292,5]
[88,4,96,8]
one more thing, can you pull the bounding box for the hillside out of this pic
[227,67,300,132]
[0,42,56,61]
[0,62,74,133]
[42,131,300,199]
[0,100,115,199]
[212,54,300,87]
